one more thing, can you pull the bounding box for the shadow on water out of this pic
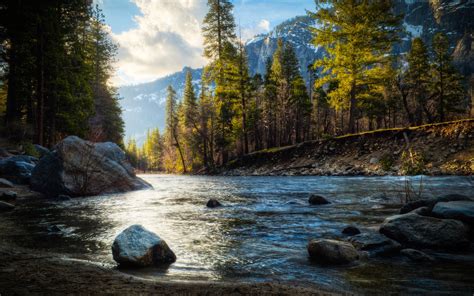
[1,175,473,293]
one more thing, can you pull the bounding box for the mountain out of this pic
[119,2,473,143]
[119,67,202,143]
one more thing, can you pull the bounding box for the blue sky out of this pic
[97,0,314,85]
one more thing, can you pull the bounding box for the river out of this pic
[1,175,473,294]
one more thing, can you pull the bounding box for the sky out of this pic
[96,0,314,86]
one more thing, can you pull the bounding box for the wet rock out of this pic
[412,206,431,216]
[0,191,17,202]
[349,232,401,257]
[206,199,222,208]
[0,178,14,188]
[112,225,176,267]
[432,201,474,224]
[400,249,434,262]
[57,194,72,201]
[0,201,15,212]
[47,225,62,233]
[308,195,330,205]
[0,157,35,184]
[34,144,50,158]
[379,212,470,250]
[399,194,473,214]
[31,136,152,197]
[307,239,359,264]
[342,226,361,236]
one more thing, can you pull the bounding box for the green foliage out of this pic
[22,141,40,158]
[310,0,402,133]
[400,148,426,175]
[380,153,394,171]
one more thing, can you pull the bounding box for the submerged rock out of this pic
[400,249,434,262]
[432,201,474,224]
[307,239,359,264]
[30,136,152,197]
[348,232,401,257]
[206,199,222,208]
[400,194,472,214]
[342,226,361,236]
[379,212,470,250]
[0,191,17,202]
[308,195,330,205]
[0,201,15,212]
[0,178,14,188]
[112,225,176,267]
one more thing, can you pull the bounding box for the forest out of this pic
[0,0,471,173]
[0,0,124,149]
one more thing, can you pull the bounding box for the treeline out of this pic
[127,0,471,173]
[0,0,124,148]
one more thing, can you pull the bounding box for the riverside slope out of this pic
[220,120,474,176]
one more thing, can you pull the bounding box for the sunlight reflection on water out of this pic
[3,175,474,293]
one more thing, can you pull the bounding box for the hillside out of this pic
[220,120,474,176]
[118,2,473,143]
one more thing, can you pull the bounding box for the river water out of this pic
[2,175,474,294]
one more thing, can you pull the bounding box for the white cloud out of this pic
[111,0,208,86]
[240,19,271,42]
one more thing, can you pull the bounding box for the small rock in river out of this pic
[206,199,222,208]
[342,226,361,236]
[0,201,15,212]
[400,249,434,262]
[112,225,176,267]
[307,239,359,264]
[308,195,330,205]
[0,178,14,188]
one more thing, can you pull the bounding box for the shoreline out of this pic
[0,243,337,295]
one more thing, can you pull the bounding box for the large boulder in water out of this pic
[379,212,470,250]
[307,239,359,264]
[432,201,474,224]
[400,194,473,214]
[112,225,176,267]
[30,136,151,197]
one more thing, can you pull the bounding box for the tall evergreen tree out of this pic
[310,0,401,133]
[431,33,465,121]
[164,85,186,173]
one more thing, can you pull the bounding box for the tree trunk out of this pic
[348,81,356,133]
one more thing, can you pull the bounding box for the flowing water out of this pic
[1,175,474,294]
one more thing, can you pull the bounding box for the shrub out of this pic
[400,148,425,175]
[379,153,394,171]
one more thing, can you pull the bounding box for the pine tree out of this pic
[431,33,465,121]
[202,0,237,164]
[310,0,401,133]
[165,85,186,173]
[406,37,431,125]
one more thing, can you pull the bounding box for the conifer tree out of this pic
[431,33,465,121]
[310,0,401,133]
[406,38,431,125]
[165,85,186,173]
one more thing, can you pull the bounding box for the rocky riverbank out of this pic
[0,243,334,295]
[220,119,474,176]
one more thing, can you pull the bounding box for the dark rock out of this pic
[57,194,72,201]
[307,239,359,264]
[48,225,62,233]
[112,225,176,267]
[400,249,434,262]
[0,191,17,202]
[342,226,361,236]
[379,212,470,250]
[7,155,38,165]
[0,157,35,184]
[0,201,15,212]
[30,136,152,197]
[400,194,473,214]
[349,232,402,257]
[412,206,431,216]
[308,195,330,205]
[34,144,50,158]
[0,178,14,188]
[206,199,222,208]
[432,201,474,224]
